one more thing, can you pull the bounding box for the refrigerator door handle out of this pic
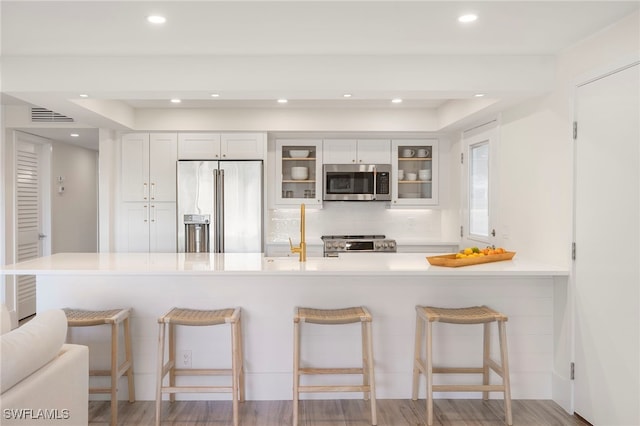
[218,169,225,253]
[213,169,219,253]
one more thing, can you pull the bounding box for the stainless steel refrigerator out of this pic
[177,160,263,253]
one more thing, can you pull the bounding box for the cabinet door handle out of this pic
[144,204,148,222]
[151,205,156,223]
[151,182,156,200]
[143,183,148,200]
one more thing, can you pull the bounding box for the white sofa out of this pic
[0,305,89,426]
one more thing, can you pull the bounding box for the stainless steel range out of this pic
[321,235,397,257]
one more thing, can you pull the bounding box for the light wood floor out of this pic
[89,399,590,425]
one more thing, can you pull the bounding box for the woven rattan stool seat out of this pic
[64,308,130,326]
[295,306,372,324]
[418,305,508,324]
[158,307,239,326]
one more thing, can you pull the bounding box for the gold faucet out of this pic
[289,203,307,262]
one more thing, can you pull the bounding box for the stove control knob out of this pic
[389,241,396,249]
[339,242,346,248]
[375,242,382,249]
[383,242,388,248]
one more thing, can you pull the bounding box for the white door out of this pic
[14,133,51,319]
[574,63,639,425]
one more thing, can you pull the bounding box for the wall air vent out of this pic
[30,107,74,123]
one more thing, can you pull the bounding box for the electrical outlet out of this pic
[180,349,192,368]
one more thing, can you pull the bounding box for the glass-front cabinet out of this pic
[275,139,323,207]
[391,139,439,206]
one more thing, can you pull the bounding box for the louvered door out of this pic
[15,139,43,319]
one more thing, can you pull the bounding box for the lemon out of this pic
[463,248,473,255]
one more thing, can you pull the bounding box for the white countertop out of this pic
[1,252,569,277]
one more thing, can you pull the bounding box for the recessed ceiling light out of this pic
[170,99,181,103]
[79,94,89,98]
[343,94,353,98]
[210,93,220,98]
[458,14,478,23]
[391,98,403,104]
[277,99,288,104]
[474,93,486,97]
[147,15,166,24]
[70,133,79,137]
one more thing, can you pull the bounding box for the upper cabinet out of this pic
[121,133,177,202]
[391,139,439,206]
[275,139,323,207]
[323,139,391,164]
[178,132,266,160]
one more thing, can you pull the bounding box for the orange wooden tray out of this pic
[426,251,516,267]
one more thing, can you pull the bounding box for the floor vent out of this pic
[31,107,74,123]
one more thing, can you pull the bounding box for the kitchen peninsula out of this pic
[1,252,571,411]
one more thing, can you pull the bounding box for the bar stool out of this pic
[63,308,135,426]
[155,307,244,426]
[293,306,377,426]
[412,305,512,425]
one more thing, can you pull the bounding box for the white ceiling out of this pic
[3,1,637,56]
[1,1,638,148]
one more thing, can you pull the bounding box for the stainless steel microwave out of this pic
[323,164,391,201]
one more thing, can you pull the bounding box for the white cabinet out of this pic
[121,202,176,252]
[323,139,390,164]
[391,139,439,206]
[122,133,177,202]
[221,133,266,159]
[120,133,177,252]
[275,140,323,207]
[178,132,265,160]
[177,133,220,159]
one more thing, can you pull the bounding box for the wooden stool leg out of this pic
[365,321,377,426]
[169,324,176,403]
[237,316,245,402]
[292,319,301,426]
[231,321,239,426]
[499,320,513,425]
[361,321,370,401]
[110,323,118,426]
[124,316,135,403]
[425,320,434,426]
[483,322,491,400]
[412,312,424,400]
[155,322,165,426]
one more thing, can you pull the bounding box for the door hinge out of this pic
[573,121,578,140]
[572,242,576,260]
[570,362,575,380]
[460,225,464,237]
[460,152,464,164]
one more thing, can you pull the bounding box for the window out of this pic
[469,142,490,238]
[462,121,499,247]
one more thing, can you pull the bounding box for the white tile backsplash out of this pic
[267,201,458,246]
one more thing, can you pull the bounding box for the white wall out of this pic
[97,129,119,252]
[495,11,639,268]
[51,140,98,253]
[489,11,639,413]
